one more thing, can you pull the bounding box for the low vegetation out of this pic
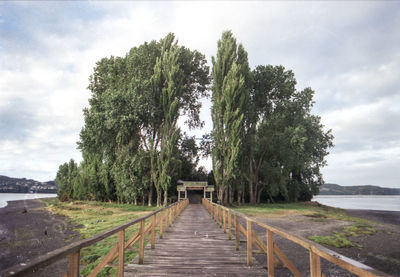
[309,223,377,249]
[233,202,377,249]
[43,199,157,276]
[233,202,339,217]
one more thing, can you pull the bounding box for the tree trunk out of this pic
[134,197,137,205]
[229,186,233,205]
[257,187,264,204]
[237,190,241,205]
[254,180,259,204]
[249,180,255,204]
[224,187,228,205]
[218,187,224,204]
[163,190,168,206]
[248,160,255,204]
[148,184,153,206]
[157,189,162,207]
[142,195,145,206]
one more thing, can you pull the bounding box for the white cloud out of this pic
[1,1,400,188]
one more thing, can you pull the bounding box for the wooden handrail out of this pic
[202,198,390,277]
[0,199,189,277]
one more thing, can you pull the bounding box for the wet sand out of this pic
[0,198,80,277]
[248,207,400,276]
[346,209,400,226]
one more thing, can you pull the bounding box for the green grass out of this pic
[308,222,377,249]
[42,199,157,276]
[309,232,355,248]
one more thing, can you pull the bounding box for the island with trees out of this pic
[56,31,333,206]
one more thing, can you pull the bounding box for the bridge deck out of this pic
[125,204,267,276]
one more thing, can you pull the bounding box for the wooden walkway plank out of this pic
[125,204,267,276]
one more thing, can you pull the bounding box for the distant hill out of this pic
[319,183,400,195]
[0,175,58,193]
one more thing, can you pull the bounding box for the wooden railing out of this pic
[202,198,390,277]
[1,199,189,277]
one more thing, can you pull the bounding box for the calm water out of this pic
[0,193,57,208]
[313,195,400,211]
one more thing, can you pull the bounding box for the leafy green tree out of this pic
[244,65,333,203]
[78,33,209,205]
[152,35,184,206]
[56,159,79,201]
[211,31,251,204]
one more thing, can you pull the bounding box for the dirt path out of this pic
[0,199,80,277]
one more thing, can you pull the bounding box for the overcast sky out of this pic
[1,1,399,188]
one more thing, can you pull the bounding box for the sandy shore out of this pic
[346,209,400,226]
[247,207,400,276]
[0,198,80,277]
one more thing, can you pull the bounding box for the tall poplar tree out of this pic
[153,34,184,206]
[211,31,251,204]
[78,33,209,206]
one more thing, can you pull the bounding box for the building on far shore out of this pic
[177,180,214,203]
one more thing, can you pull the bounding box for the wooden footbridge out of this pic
[1,199,390,277]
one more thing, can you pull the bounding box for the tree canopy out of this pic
[56,31,333,205]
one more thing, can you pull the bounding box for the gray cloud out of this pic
[1,1,400,188]
[0,97,37,141]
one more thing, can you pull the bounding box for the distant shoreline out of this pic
[345,209,400,226]
[0,192,57,194]
[313,195,400,212]
[0,193,57,209]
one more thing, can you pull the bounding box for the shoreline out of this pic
[0,193,57,209]
[0,198,80,276]
[345,209,400,226]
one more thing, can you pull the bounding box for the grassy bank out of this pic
[232,202,377,249]
[43,199,157,276]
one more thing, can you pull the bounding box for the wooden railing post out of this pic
[310,251,321,277]
[67,250,80,277]
[219,206,223,227]
[235,214,239,251]
[118,230,124,277]
[174,204,177,220]
[169,207,172,225]
[247,219,253,266]
[139,219,145,264]
[151,214,156,249]
[223,209,226,233]
[159,211,163,238]
[267,230,274,276]
[165,209,169,232]
[228,210,232,240]
[220,207,223,227]
[213,205,215,220]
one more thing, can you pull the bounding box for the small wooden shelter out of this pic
[177,180,214,202]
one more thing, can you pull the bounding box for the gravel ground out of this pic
[238,209,400,276]
[0,199,80,277]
